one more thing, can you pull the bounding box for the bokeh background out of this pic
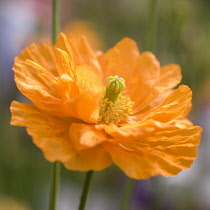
[1,0,210,209]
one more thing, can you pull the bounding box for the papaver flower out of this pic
[10,33,202,179]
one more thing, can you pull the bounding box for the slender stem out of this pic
[78,171,94,210]
[49,161,61,210]
[145,0,158,52]
[49,1,60,210]
[52,0,60,45]
[120,178,136,210]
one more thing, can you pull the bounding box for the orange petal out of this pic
[76,36,102,75]
[145,85,192,123]
[104,126,202,179]
[99,37,139,84]
[13,42,72,117]
[10,101,75,163]
[55,33,76,64]
[133,90,173,121]
[56,33,102,75]
[69,123,108,151]
[99,39,161,112]
[64,145,112,171]
[104,143,158,179]
[55,47,76,79]
[173,118,193,128]
[104,122,156,142]
[13,58,77,119]
[10,101,112,171]
[13,36,104,123]
[43,62,103,123]
[13,43,59,98]
[14,43,58,76]
[70,64,104,123]
[156,64,182,91]
[102,84,193,142]
[131,52,160,113]
[103,118,183,143]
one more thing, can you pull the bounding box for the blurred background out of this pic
[1,0,210,209]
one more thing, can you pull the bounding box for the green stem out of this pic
[120,178,136,210]
[52,0,60,45]
[145,0,158,52]
[49,161,61,210]
[78,171,94,210]
[49,1,60,210]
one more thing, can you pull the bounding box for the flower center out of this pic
[98,75,134,125]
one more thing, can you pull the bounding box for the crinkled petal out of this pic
[98,38,139,85]
[72,64,104,122]
[55,47,76,78]
[103,86,193,141]
[156,64,182,91]
[104,143,157,179]
[52,63,104,123]
[13,35,104,123]
[133,90,173,121]
[76,36,102,74]
[103,121,157,142]
[14,43,58,76]
[103,118,184,143]
[69,123,108,151]
[104,126,202,179]
[133,85,191,123]
[64,146,112,171]
[131,52,160,113]
[56,33,102,74]
[10,101,75,163]
[99,39,161,112]
[13,45,59,98]
[10,101,112,171]
[145,85,192,123]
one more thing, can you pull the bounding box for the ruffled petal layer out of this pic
[130,52,160,112]
[145,85,192,123]
[64,145,112,171]
[11,33,202,179]
[13,34,104,123]
[99,39,162,112]
[10,101,75,162]
[156,64,182,91]
[103,85,192,141]
[69,123,108,151]
[104,126,202,179]
[99,38,183,114]
[56,33,102,75]
[98,37,139,85]
[10,101,112,171]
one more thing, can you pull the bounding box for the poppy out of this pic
[10,33,202,179]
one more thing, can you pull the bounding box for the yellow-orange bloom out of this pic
[10,33,202,179]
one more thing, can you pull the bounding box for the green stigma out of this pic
[104,75,126,104]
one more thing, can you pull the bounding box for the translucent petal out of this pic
[10,101,112,171]
[104,126,201,179]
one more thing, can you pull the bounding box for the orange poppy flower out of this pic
[10,33,202,179]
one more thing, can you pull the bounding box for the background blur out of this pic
[1,0,210,209]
